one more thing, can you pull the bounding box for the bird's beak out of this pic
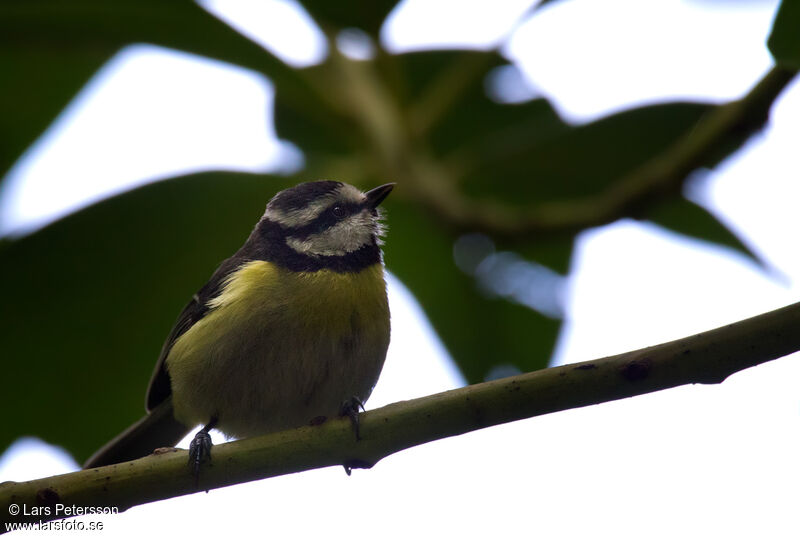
[365,183,395,209]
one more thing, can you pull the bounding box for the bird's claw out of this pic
[189,427,213,482]
[339,396,365,441]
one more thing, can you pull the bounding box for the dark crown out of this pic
[267,181,343,213]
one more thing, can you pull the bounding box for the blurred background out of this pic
[2,0,800,534]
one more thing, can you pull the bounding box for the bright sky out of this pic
[2,0,800,534]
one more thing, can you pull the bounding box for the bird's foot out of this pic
[189,418,217,482]
[339,397,366,476]
[339,396,366,441]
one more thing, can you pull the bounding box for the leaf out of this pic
[461,102,715,205]
[647,197,761,264]
[299,0,399,36]
[384,202,567,384]
[0,0,308,182]
[394,50,567,158]
[0,172,296,462]
[768,0,800,68]
[0,48,111,185]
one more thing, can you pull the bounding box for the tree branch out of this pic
[408,66,798,239]
[3,301,800,529]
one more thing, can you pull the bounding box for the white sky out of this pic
[2,0,800,534]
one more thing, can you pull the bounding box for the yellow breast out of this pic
[166,260,391,437]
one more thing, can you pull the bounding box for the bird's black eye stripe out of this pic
[326,202,358,221]
[285,201,361,238]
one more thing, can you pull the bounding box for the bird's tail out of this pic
[83,398,190,469]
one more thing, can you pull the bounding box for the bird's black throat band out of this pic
[241,219,382,273]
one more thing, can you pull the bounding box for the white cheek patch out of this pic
[286,212,376,256]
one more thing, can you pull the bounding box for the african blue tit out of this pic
[84,181,393,472]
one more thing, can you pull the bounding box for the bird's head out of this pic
[262,181,394,259]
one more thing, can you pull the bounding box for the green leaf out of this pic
[384,202,567,384]
[450,99,764,265]
[768,0,800,68]
[648,197,761,264]
[461,102,714,205]
[392,50,567,159]
[299,0,399,36]
[0,172,296,462]
[0,0,307,181]
[0,48,112,185]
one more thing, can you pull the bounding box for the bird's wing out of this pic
[145,253,248,411]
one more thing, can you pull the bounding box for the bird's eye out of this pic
[332,205,345,219]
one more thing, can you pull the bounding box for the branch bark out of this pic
[2,301,800,529]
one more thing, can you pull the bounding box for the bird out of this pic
[84,180,394,474]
